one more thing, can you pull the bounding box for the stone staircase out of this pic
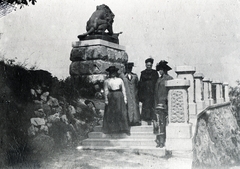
[77,121,166,157]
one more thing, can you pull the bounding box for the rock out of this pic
[48,113,60,123]
[47,96,59,107]
[70,46,128,63]
[68,105,76,115]
[30,118,46,126]
[30,134,54,156]
[28,125,37,136]
[42,103,52,116]
[34,108,45,117]
[40,91,49,102]
[69,60,124,75]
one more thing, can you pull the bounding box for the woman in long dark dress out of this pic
[139,58,159,125]
[102,66,130,135]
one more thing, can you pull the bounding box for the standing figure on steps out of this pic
[154,60,173,148]
[120,62,141,126]
[139,58,159,125]
[102,66,130,135]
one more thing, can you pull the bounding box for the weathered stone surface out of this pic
[70,60,124,75]
[193,105,240,168]
[80,74,107,84]
[70,46,128,63]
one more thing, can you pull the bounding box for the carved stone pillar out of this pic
[223,82,230,102]
[175,66,197,116]
[203,77,214,107]
[212,80,224,104]
[165,79,192,151]
[209,79,214,105]
[194,73,205,113]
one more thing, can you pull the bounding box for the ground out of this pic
[5,147,240,169]
[5,148,173,169]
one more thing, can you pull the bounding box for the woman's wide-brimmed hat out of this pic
[145,58,154,64]
[106,66,119,73]
[156,60,172,71]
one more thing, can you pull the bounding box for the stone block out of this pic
[70,46,128,63]
[166,138,193,151]
[69,60,124,75]
[80,74,107,84]
[72,39,126,51]
[166,123,192,139]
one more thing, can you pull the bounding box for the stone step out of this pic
[76,145,166,157]
[88,132,156,139]
[82,138,156,147]
[93,125,154,133]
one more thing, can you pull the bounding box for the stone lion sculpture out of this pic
[80,4,115,37]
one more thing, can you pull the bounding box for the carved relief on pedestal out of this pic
[170,90,185,123]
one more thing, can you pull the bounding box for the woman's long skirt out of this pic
[103,91,130,134]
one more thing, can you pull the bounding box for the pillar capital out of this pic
[175,66,196,74]
[165,79,190,88]
[223,82,229,86]
[194,73,204,79]
[212,80,222,84]
[203,77,210,82]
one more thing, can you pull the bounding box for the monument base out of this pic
[72,39,125,51]
[78,33,120,44]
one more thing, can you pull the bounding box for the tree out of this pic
[0,0,36,17]
[0,0,37,6]
[229,80,240,122]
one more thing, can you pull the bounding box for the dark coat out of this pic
[138,69,159,121]
[154,74,173,114]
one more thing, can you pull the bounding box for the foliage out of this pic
[50,76,80,104]
[1,0,37,6]
[229,80,240,120]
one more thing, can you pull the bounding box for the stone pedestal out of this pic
[223,82,230,102]
[165,79,193,152]
[175,66,197,116]
[70,39,128,98]
[203,77,214,107]
[212,80,224,104]
[194,73,205,113]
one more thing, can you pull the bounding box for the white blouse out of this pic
[104,77,127,104]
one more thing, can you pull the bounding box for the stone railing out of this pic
[165,65,231,156]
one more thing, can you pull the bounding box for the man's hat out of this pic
[106,66,119,72]
[125,62,134,68]
[145,58,154,64]
[156,60,172,71]
[84,100,95,107]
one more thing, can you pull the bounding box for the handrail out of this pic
[197,101,231,119]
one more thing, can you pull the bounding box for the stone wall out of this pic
[193,103,240,168]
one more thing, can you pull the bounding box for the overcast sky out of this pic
[0,0,240,86]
